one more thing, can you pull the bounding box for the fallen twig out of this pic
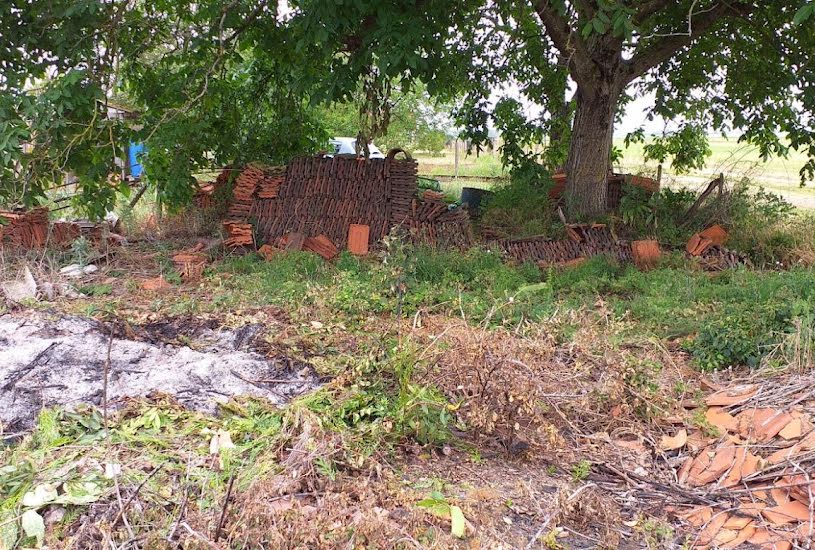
[112,464,164,528]
[180,522,220,550]
[103,324,114,434]
[213,472,236,542]
[2,342,58,390]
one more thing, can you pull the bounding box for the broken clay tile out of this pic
[761,501,812,525]
[699,224,728,246]
[704,445,738,483]
[565,225,583,243]
[685,450,713,486]
[697,445,738,486]
[660,429,688,451]
[721,447,761,487]
[677,456,694,484]
[282,232,305,251]
[686,234,703,255]
[347,224,370,256]
[736,408,793,442]
[783,474,815,506]
[770,487,791,506]
[767,443,802,465]
[686,232,715,256]
[705,384,758,407]
[739,501,768,518]
[687,430,716,452]
[722,514,753,530]
[712,527,741,547]
[747,528,793,550]
[303,234,339,260]
[686,234,715,256]
[705,407,738,433]
[613,437,648,455]
[796,520,814,541]
[140,276,171,291]
[699,377,722,392]
[679,505,713,527]
[721,523,756,549]
[631,240,661,270]
[686,445,738,486]
[698,511,728,546]
[778,418,804,440]
[799,429,815,450]
[258,244,277,261]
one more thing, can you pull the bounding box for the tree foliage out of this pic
[320,84,452,155]
[2,0,815,216]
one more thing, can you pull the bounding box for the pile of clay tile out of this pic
[0,208,109,249]
[214,152,456,258]
[686,224,751,270]
[211,152,477,257]
[407,190,473,250]
[0,208,50,248]
[194,167,233,209]
[498,224,634,268]
[171,242,209,282]
[251,155,413,249]
[666,381,815,548]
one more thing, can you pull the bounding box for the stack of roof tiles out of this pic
[499,224,632,267]
[251,156,401,248]
[217,152,476,254]
[0,208,50,248]
[408,190,473,249]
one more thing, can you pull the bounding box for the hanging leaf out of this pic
[793,4,814,24]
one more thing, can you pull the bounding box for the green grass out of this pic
[615,136,811,192]
[545,255,815,369]
[209,242,815,371]
[416,137,814,207]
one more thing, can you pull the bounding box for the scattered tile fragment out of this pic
[736,408,793,442]
[660,429,688,451]
[705,384,758,407]
[762,501,811,525]
[705,407,738,433]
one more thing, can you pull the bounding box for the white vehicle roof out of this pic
[329,137,384,157]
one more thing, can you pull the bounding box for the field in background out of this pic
[416,137,815,208]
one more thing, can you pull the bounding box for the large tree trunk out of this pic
[564,84,619,217]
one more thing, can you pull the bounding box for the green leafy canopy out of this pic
[2,0,815,214]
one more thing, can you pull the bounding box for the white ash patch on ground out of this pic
[0,311,319,432]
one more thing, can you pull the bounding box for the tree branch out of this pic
[532,0,595,85]
[633,0,673,25]
[573,0,597,20]
[622,1,748,83]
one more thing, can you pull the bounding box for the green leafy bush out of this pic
[688,312,765,371]
[479,177,557,238]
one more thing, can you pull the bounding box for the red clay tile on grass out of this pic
[347,224,370,256]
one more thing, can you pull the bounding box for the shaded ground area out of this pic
[0,311,319,432]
